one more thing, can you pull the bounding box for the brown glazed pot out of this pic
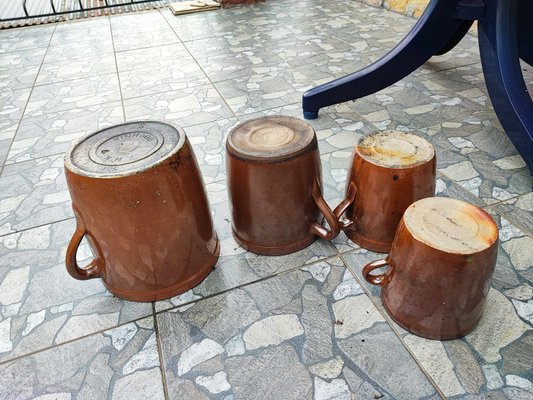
[335,131,436,253]
[226,116,339,256]
[64,121,219,302]
[362,197,499,340]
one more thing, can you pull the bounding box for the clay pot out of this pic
[335,130,436,253]
[226,116,339,256]
[64,121,219,302]
[362,197,499,340]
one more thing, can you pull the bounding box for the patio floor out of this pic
[0,0,532,399]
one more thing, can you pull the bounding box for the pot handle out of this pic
[362,258,393,287]
[334,181,357,230]
[310,177,340,241]
[65,208,105,281]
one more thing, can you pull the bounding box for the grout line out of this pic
[152,252,344,314]
[0,216,74,238]
[108,15,127,124]
[113,39,183,55]
[421,60,480,75]
[435,174,533,238]
[1,71,122,123]
[153,303,170,400]
[438,170,522,209]
[0,313,154,366]
[482,200,533,239]
[158,11,238,121]
[0,24,57,179]
[31,65,117,89]
[480,196,522,209]
[0,252,342,366]
[0,122,353,172]
[338,253,447,399]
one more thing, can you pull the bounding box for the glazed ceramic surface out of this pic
[335,131,436,253]
[362,197,499,340]
[226,116,339,255]
[64,121,219,301]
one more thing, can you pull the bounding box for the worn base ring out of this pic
[345,229,392,254]
[103,240,220,302]
[232,229,317,256]
[382,295,480,340]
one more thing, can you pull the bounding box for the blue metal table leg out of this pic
[478,0,533,172]
[518,0,533,66]
[435,21,473,55]
[303,111,319,120]
[302,0,465,119]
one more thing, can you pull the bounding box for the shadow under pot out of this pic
[226,116,340,256]
[64,121,219,302]
[335,130,436,253]
[363,197,499,340]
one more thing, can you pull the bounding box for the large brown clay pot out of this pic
[226,116,339,256]
[362,197,499,340]
[64,121,219,302]
[335,131,436,253]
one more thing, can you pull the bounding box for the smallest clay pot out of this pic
[226,116,339,256]
[362,197,499,340]
[335,131,436,253]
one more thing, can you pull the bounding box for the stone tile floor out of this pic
[0,0,532,399]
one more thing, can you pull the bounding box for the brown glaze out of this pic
[64,121,219,302]
[362,197,499,340]
[226,116,339,256]
[335,131,436,253]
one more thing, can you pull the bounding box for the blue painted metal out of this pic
[302,0,532,173]
[303,111,318,120]
[302,0,465,119]
[478,0,533,171]
[434,21,472,56]
[455,0,485,20]
[518,1,533,66]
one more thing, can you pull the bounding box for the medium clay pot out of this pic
[226,116,339,256]
[64,121,219,302]
[362,197,499,340]
[335,130,436,253]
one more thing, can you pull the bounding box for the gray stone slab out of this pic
[0,317,164,400]
[157,259,438,399]
[0,219,152,363]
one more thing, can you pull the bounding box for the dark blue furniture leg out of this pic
[302,0,465,119]
[518,0,533,66]
[434,21,473,56]
[478,0,533,172]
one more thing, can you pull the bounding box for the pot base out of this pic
[104,240,220,302]
[382,295,480,340]
[345,230,392,254]
[232,229,317,256]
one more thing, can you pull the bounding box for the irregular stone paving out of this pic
[157,259,439,399]
[0,0,531,399]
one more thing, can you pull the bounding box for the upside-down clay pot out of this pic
[226,116,340,256]
[335,130,436,253]
[362,197,499,340]
[64,121,219,302]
